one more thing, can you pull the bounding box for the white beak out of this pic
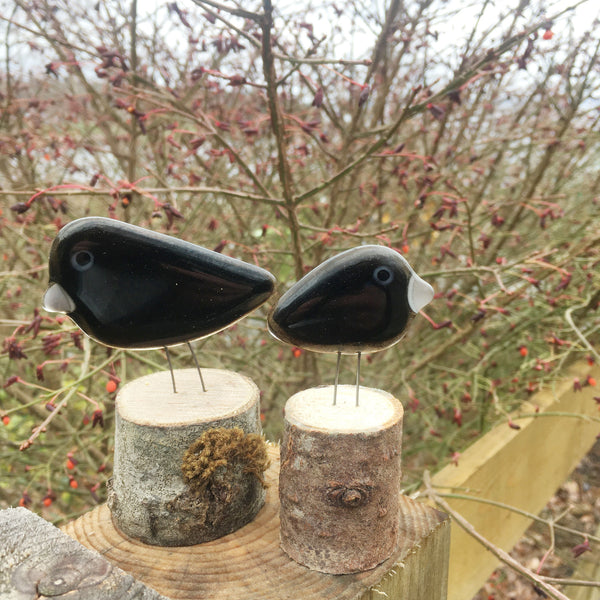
[43,283,76,314]
[407,273,434,313]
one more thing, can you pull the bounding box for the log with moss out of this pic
[108,368,268,546]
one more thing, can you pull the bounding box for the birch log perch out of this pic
[279,384,404,574]
[0,507,168,600]
[108,368,266,546]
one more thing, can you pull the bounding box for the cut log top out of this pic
[117,368,259,426]
[284,384,402,433]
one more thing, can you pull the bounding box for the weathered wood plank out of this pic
[0,507,169,600]
[431,361,600,600]
[360,509,450,600]
[64,446,450,600]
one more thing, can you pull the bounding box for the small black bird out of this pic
[268,245,433,404]
[43,217,275,391]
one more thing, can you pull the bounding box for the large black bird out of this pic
[268,245,433,404]
[43,217,275,391]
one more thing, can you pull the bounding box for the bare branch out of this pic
[423,472,571,600]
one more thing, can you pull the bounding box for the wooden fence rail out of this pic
[430,361,600,600]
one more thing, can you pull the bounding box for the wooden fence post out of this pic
[62,445,450,600]
[1,368,450,599]
[59,374,450,599]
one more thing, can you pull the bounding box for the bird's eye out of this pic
[373,266,393,285]
[70,250,94,272]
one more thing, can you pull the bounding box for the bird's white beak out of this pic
[43,283,76,314]
[407,273,434,313]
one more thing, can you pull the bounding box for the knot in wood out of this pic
[325,482,373,508]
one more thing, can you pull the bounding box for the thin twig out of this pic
[423,471,571,600]
[565,296,600,363]
[542,577,600,589]
[294,87,421,204]
[191,0,372,65]
[20,336,92,451]
[429,491,600,544]
[1,186,283,206]
[190,0,263,23]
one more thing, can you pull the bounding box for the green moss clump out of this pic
[181,427,270,495]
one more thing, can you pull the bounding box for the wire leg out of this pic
[355,352,361,407]
[164,347,177,393]
[333,351,341,406]
[187,342,207,392]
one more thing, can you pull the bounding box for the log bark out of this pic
[279,384,404,574]
[63,445,450,600]
[0,507,168,600]
[108,368,265,546]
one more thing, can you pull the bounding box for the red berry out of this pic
[542,29,553,40]
[452,408,463,427]
[106,380,118,393]
[2,415,9,426]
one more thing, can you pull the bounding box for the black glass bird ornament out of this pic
[268,245,434,405]
[43,217,276,392]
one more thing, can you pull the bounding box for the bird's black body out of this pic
[44,217,275,349]
[268,245,433,354]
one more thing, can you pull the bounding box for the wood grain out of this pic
[0,507,167,600]
[64,446,450,600]
[283,384,401,432]
[116,368,259,427]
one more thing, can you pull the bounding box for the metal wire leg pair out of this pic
[164,343,206,394]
